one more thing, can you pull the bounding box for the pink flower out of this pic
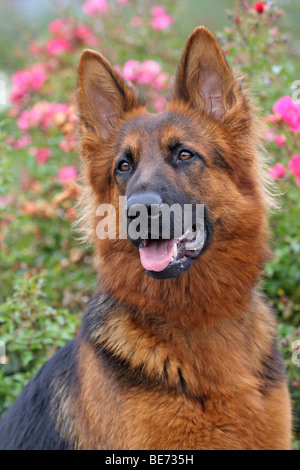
[150,15,173,31]
[58,166,78,183]
[17,108,42,131]
[151,6,167,17]
[46,38,73,56]
[48,18,72,36]
[30,147,51,164]
[268,163,287,179]
[274,135,286,147]
[30,64,47,90]
[150,5,173,31]
[74,24,98,46]
[83,0,108,16]
[59,134,76,153]
[10,64,47,104]
[36,147,51,164]
[267,114,281,123]
[273,96,300,132]
[6,134,32,149]
[288,155,300,186]
[121,59,170,90]
[153,96,165,112]
[0,195,13,207]
[17,102,70,131]
[138,60,162,85]
[14,134,32,149]
[152,71,170,90]
[122,60,140,81]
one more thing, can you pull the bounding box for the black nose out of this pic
[126,191,162,242]
[126,191,162,218]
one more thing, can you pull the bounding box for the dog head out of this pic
[77,27,270,290]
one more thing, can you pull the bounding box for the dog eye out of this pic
[118,161,131,172]
[178,151,193,161]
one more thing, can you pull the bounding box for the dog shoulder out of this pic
[0,339,77,450]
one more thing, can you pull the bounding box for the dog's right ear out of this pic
[77,50,141,141]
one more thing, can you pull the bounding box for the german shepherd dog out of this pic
[0,27,292,450]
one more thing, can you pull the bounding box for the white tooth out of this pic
[186,230,206,251]
[173,243,178,258]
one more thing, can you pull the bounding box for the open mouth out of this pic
[138,228,207,278]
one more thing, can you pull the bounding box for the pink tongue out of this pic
[139,239,175,272]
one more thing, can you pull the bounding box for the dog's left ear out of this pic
[171,27,237,119]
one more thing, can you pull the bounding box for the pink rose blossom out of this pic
[150,5,173,31]
[122,60,140,81]
[30,147,51,164]
[288,155,300,186]
[83,0,108,16]
[17,108,42,131]
[121,59,170,90]
[138,60,161,85]
[5,134,32,149]
[268,163,287,179]
[0,195,13,207]
[59,134,76,153]
[17,102,70,131]
[46,38,73,56]
[274,135,286,147]
[48,18,73,36]
[150,15,173,31]
[151,6,167,17]
[58,166,78,183]
[152,71,169,90]
[267,114,281,123]
[14,134,32,149]
[37,147,51,164]
[273,96,300,132]
[10,64,47,104]
[74,24,98,46]
[153,96,165,112]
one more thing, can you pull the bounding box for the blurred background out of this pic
[0,0,299,448]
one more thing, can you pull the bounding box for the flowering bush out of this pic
[0,0,299,446]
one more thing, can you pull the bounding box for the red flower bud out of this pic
[253,2,266,14]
